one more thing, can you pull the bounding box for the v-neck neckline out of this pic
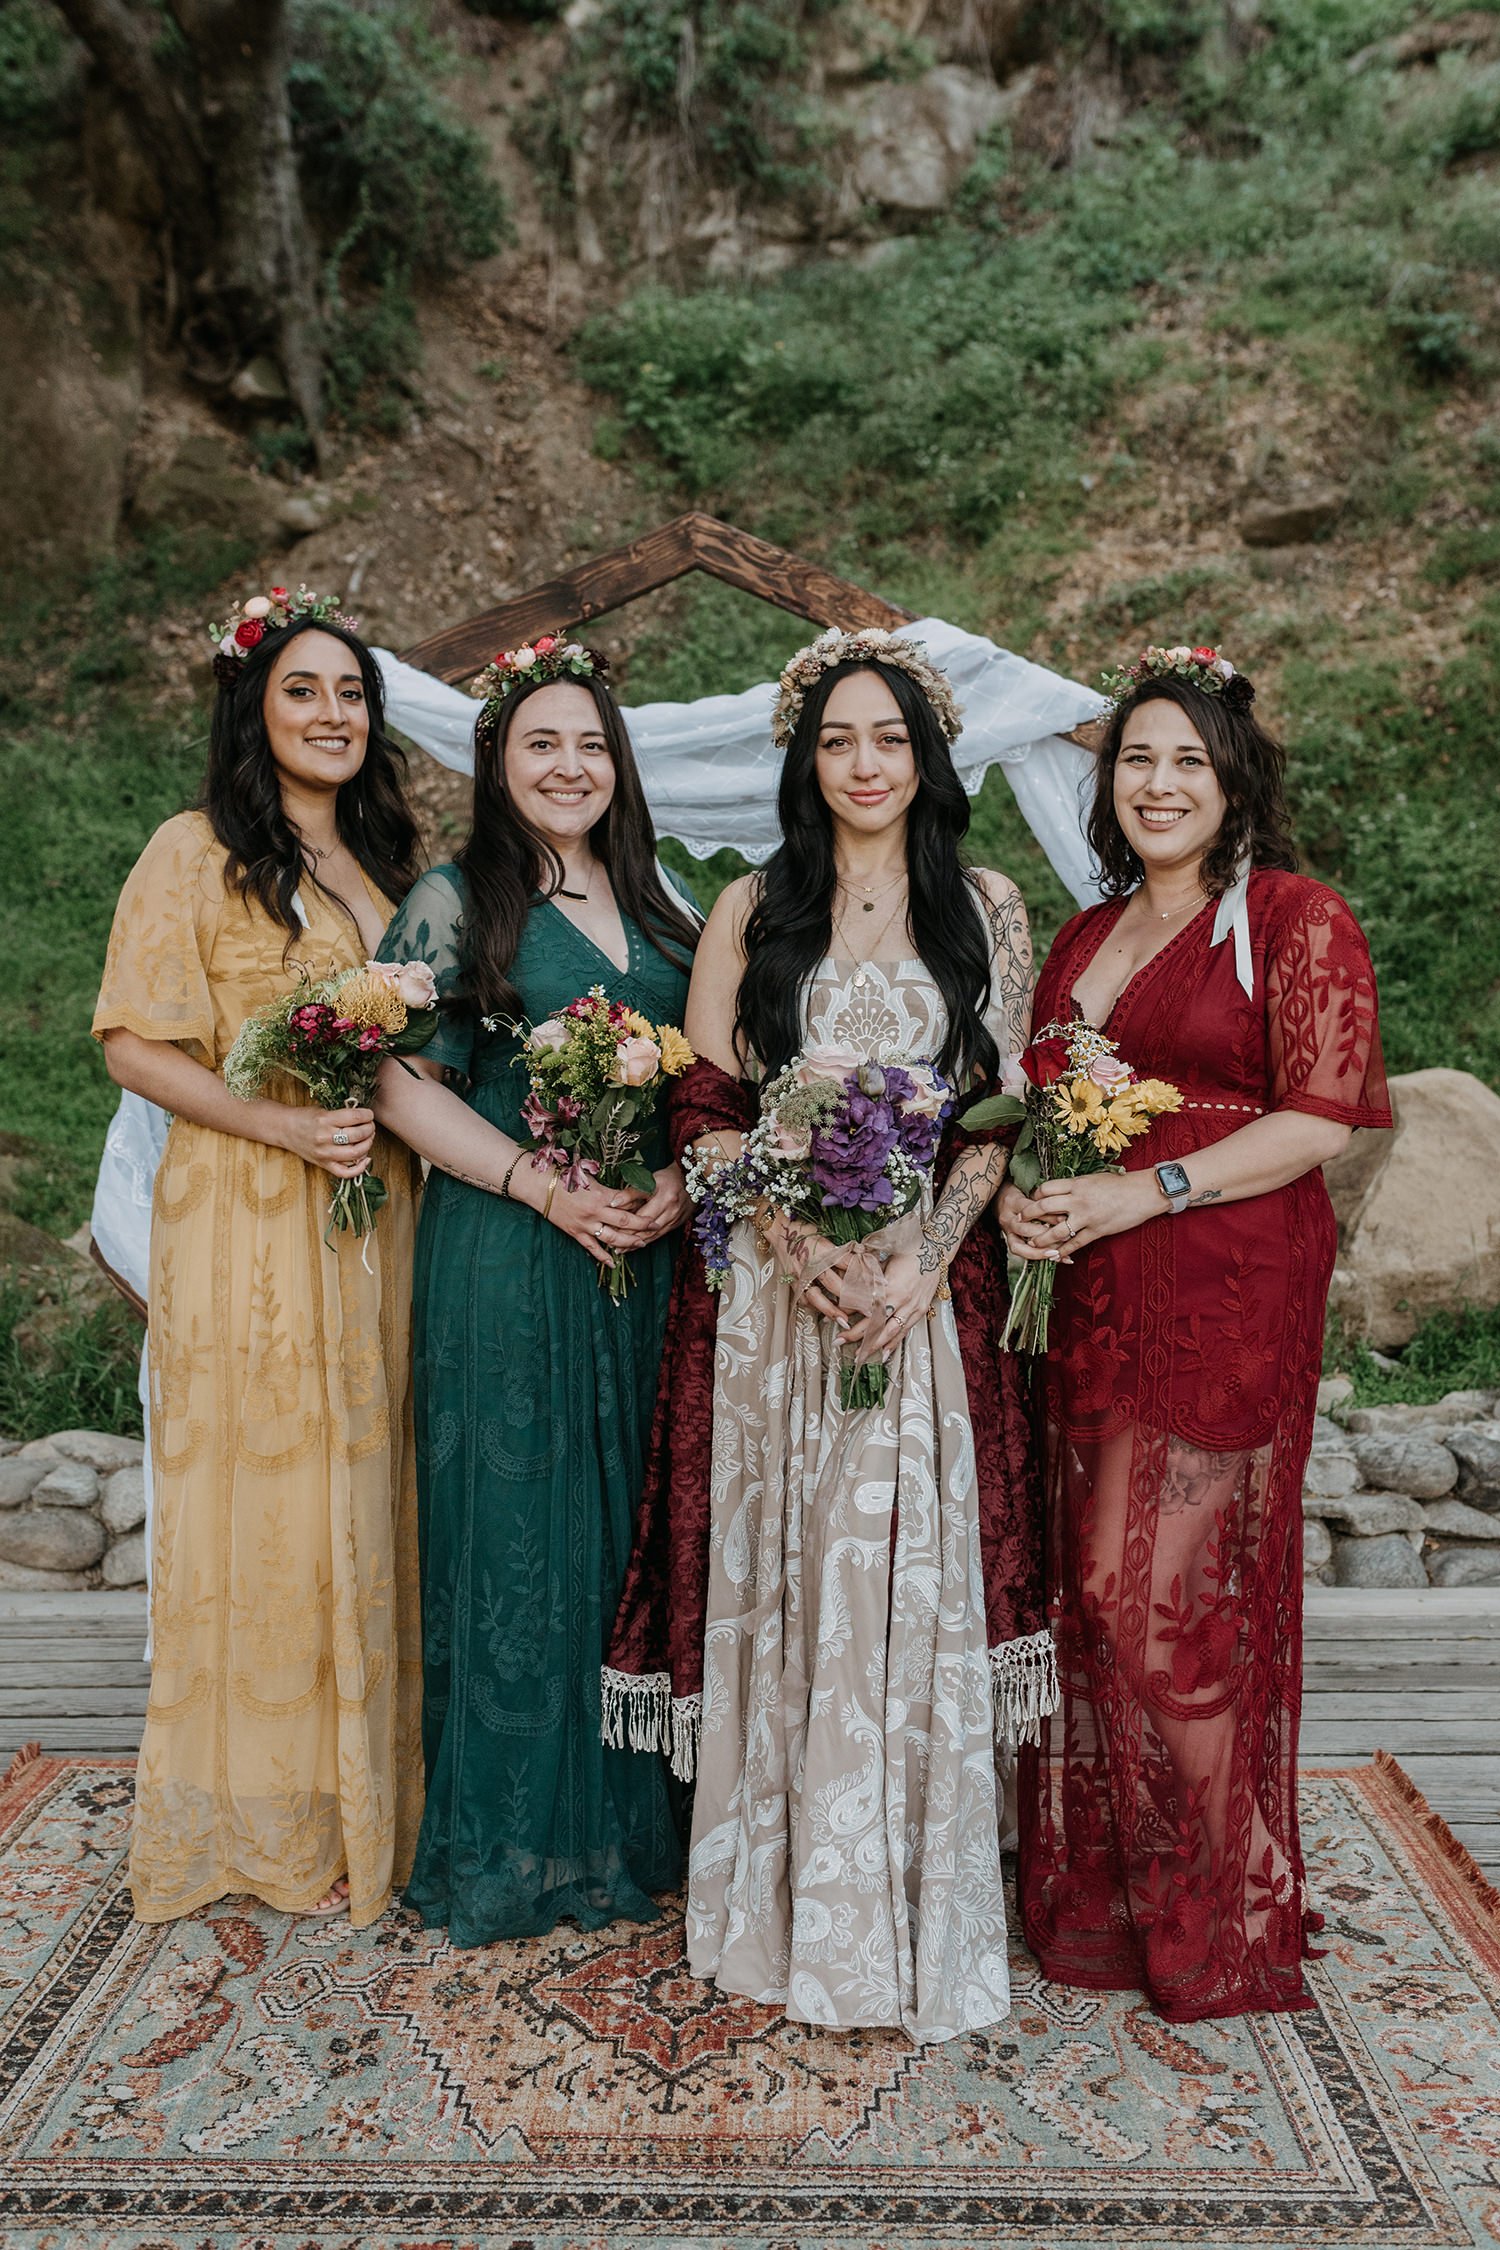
[540,894,635,981]
[1071,893,1215,1031]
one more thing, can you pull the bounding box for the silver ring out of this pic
[333,1129,349,1147]
[596,1223,605,1238]
[1066,1220,1078,1238]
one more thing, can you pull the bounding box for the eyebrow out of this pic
[281,670,364,685]
[818,715,906,731]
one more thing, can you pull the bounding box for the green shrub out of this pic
[1332,1301,1500,1407]
[0,1280,144,1443]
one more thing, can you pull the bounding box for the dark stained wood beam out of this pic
[400,511,917,682]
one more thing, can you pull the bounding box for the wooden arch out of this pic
[400,511,916,681]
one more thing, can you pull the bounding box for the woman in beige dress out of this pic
[93,589,423,1925]
[671,629,1051,2042]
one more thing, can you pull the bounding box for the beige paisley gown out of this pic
[686,953,1012,2043]
[92,811,423,1925]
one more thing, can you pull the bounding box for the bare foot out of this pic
[305,1876,350,1918]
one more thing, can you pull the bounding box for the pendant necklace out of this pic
[838,884,909,988]
[841,867,906,915]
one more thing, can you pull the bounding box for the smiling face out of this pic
[263,629,370,796]
[814,668,920,842]
[1113,696,1228,877]
[502,679,616,851]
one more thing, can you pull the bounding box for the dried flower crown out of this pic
[1099,643,1256,714]
[771,626,963,749]
[209,584,359,685]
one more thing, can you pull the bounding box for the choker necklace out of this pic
[557,868,593,902]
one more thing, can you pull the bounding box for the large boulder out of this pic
[1325,1070,1500,1349]
[0,1506,106,1573]
[844,66,1015,214]
[1350,1430,1458,1499]
[1331,1530,1427,1588]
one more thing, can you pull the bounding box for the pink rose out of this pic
[610,1035,661,1087]
[534,635,558,655]
[528,1017,568,1054]
[1087,1054,1132,1090]
[242,595,273,620]
[772,1122,812,1161]
[794,1043,861,1088]
[901,1071,948,1119]
[999,1052,1029,1100]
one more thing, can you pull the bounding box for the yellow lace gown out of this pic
[92,812,423,1924]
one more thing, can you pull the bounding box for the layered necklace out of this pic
[834,869,909,989]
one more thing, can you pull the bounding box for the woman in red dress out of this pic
[1003,646,1390,2022]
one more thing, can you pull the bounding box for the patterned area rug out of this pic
[1,1751,1497,2250]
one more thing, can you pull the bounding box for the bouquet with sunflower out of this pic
[223,959,440,1245]
[510,986,695,1298]
[962,1019,1182,1352]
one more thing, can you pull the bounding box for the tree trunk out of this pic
[168,0,325,452]
[50,0,324,452]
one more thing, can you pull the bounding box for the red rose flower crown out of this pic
[208,584,360,685]
[469,630,609,751]
[1098,643,1256,714]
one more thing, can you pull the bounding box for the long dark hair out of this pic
[735,658,999,1087]
[456,671,699,1022]
[201,616,421,938]
[1088,674,1298,898]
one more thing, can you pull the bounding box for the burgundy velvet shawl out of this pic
[605,1057,1047,1710]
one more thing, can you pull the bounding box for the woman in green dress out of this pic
[373,635,699,1944]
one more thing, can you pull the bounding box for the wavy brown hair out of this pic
[455,671,699,1023]
[1087,674,1298,899]
[202,617,421,943]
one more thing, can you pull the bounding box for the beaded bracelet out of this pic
[499,1154,522,1201]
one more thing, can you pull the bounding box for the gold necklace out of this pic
[835,884,909,987]
[839,866,906,914]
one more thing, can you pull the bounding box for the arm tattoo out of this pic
[919,1146,1007,1272]
[1187,1187,1223,1207]
[977,876,1035,1057]
[443,1165,506,1196]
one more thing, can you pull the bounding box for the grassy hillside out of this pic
[1,0,1497,1262]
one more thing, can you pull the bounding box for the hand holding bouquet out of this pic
[511,986,694,1299]
[962,1018,1181,1351]
[686,1047,954,1409]
[224,959,439,1245]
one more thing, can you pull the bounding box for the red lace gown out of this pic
[1018,869,1391,2021]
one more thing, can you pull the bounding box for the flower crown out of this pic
[1098,643,1256,714]
[470,631,609,751]
[209,584,359,686]
[771,626,963,749]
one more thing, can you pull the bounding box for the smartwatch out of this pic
[1153,1160,1193,1216]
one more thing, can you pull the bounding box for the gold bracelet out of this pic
[542,1173,557,1220]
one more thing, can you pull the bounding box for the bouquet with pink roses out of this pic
[509,985,695,1298]
[223,958,439,1245]
[961,1018,1181,1351]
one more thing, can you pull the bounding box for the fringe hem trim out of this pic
[601,1669,703,1781]
[989,1628,1059,1749]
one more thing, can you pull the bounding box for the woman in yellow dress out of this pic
[93,586,424,1925]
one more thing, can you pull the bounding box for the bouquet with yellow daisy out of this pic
[223,959,440,1245]
[507,985,695,1298]
[962,1019,1181,1351]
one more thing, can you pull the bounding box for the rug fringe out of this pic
[1369,1748,1500,1919]
[1,1741,41,1793]
[989,1628,1059,1750]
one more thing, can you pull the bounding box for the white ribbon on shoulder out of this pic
[1210,857,1254,998]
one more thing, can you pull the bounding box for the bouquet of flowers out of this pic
[686,1047,954,1410]
[961,1018,1182,1352]
[511,986,694,1299]
[224,959,439,1245]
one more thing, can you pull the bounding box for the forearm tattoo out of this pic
[919,1146,1007,1273]
[978,876,1035,1056]
[1187,1187,1223,1207]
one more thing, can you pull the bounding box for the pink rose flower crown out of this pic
[470,630,609,752]
[1097,643,1256,715]
[208,584,360,686]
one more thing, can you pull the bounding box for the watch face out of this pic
[1158,1161,1191,1197]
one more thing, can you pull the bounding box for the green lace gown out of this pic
[377,866,691,1945]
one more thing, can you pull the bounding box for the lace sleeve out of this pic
[375,864,476,1078]
[1266,881,1392,1129]
[92,813,220,1066]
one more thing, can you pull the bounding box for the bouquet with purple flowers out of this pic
[686,1045,954,1409]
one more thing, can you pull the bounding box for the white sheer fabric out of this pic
[373,617,1107,909]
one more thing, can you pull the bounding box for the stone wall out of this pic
[0,1431,146,1591]
[1304,1383,1500,1589]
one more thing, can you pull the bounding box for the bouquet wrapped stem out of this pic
[506,987,694,1300]
[962,1020,1182,1354]
[686,1049,954,1411]
[223,960,440,1253]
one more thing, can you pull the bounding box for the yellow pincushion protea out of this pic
[656,1024,695,1077]
[336,971,409,1035]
